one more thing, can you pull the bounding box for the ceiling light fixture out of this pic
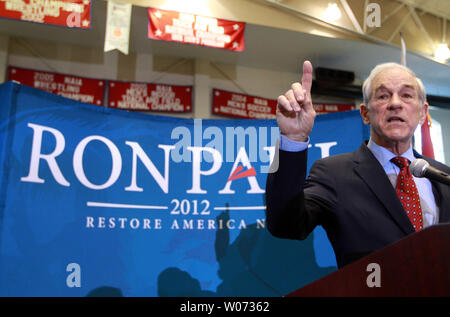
[435,43,450,62]
[324,3,341,22]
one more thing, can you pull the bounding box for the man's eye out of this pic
[378,94,389,99]
[402,93,413,98]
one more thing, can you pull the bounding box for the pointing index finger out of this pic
[301,61,313,94]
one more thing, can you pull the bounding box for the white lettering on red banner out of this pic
[108,81,192,113]
[213,89,276,119]
[213,89,355,119]
[312,103,355,113]
[148,7,245,51]
[0,0,91,28]
[8,67,105,105]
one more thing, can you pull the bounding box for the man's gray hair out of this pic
[362,63,427,107]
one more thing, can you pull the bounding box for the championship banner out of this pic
[213,89,355,119]
[0,0,91,28]
[313,103,356,114]
[213,89,276,119]
[104,0,132,55]
[108,80,193,112]
[0,82,369,296]
[148,7,245,51]
[8,66,105,106]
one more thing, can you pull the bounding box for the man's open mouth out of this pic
[387,117,405,122]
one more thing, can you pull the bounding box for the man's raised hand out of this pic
[276,61,316,142]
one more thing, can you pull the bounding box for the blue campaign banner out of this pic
[0,82,369,296]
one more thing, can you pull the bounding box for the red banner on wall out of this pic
[213,89,355,119]
[313,103,356,114]
[0,0,91,28]
[148,7,245,51]
[212,89,276,119]
[108,81,193,113]
[8,67,105,105]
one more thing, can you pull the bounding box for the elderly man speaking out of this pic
[265,61,450,268]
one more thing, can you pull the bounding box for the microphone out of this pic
[410,158,450,186]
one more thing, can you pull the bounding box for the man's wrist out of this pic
[283,133,308,143]
[279,135,310,152]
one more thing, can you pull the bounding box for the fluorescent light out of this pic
[435,43,450,62]
[324,3,341,22]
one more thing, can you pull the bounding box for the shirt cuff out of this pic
[279,135,309,152]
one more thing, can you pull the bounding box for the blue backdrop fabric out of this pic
[0,82,369,296]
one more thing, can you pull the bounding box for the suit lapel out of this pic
[419,155,450,223]
[353,143,415,235]
[430,181,450,222]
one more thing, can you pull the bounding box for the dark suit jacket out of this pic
[265,142,450,268]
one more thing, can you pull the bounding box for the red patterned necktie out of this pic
[390,156,423,232]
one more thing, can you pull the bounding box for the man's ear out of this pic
[419,102,429,125]
[360,104,370,125]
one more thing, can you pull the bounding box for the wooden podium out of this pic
[287,224,450,297]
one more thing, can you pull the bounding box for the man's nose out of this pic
[388,93,402,109]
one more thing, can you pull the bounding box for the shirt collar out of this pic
[367,138,416,168]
